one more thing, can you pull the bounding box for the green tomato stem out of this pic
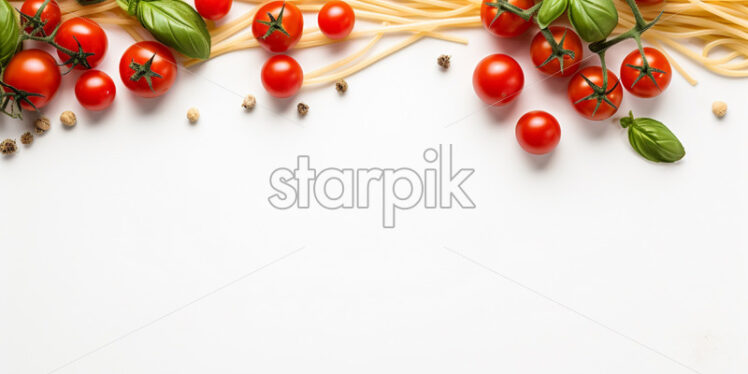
[537,27,577,75]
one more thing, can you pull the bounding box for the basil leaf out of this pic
[134,0,211,59]
[620,113,685,163]
[0,0,19,66]
[116,0,128,11]
[537,0,568,29]
[568,0,618,42]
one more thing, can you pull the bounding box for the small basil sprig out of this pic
[620,112,685,163]
[0,0,19,65]
[568,0,618,42]
[537,0,568,29]
[118,0,210,59]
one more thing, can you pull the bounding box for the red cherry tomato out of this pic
[620,47,671,98]
[20,0,61,36]
[119,41,177,98]
[530,26,583,77]
[472,54,524,106]
[480,0,534,38]
[2,49,61,111]
[252,1,304,53]
[54,17,108,70]
[515,111,561,155]
[195,0,232,21]
[75,70,116,111]
[261,54,303,98]
[318,1,355,40]
[568,66,624,121]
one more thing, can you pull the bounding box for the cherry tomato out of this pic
[252,1,304,53]
[195,0,232,21]
[20,0,61,36]
[2,49,61,111]
[75,70,116,111]
[472,54,524,106]
[568,66,624,121]
[516,111,561,155]
[119,41,177,98]
[54,17,108,70]
[261,54,303,98]
[620,47,671,98]
[480,0,534,38]
[530,26,583,77]
[318,1,355,40]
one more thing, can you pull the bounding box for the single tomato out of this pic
[318,1,355,40]
[252,1,304,53]
[119,41,177,98]
[568,66,624,121]
[196,0,232,21]
[54,17,108,70]
[472,54,524,106]
[480,0,534,37]
[2,49,61,110]
[75,70,116,111]
[515,111,561,155]
[20,0,61,36]
[261,54,303,98]
[530,26,583,77]
[620,47,671,98]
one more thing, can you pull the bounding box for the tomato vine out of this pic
[488,0,662,116]
[0,0,94,119]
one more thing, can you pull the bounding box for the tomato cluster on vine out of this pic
[3,0,180,117]
[472,0,673,155]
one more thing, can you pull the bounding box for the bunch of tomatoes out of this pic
[4,0,357,117]
[7,0,673,158]
[247,0,356,98]
[5,0,181,114]
[193,0,356,97]
[194,0,355,97]
[473,0,671,155]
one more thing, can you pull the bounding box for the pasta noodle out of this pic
[36,0,748,86]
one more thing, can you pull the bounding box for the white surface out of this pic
[1,7,747,374]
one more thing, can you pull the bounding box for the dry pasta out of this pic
[37,0,748,86]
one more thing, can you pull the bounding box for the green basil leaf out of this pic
[568,0,618,42]
[116,0,129,12]
[537,0,568,29]
[0,0,19,66]
[621,113,685,163]
[135,0,211,59]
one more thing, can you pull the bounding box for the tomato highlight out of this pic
[530,27,584,77]
[20,0,61,36]
[481,0,535,38]
[318,1,356,40]
[252,1,304,53]
[75,70,116,111]
[515,111,561,155]
[261,54,303,98]
[119,41,177,98]
[2,49,61,111]
[472,54,524,106]
[196,0,232,21]
[620,47,671,98]
[568,66,624,121]
[54,17,108,70]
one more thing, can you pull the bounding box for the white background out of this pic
[1,3,747,373]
